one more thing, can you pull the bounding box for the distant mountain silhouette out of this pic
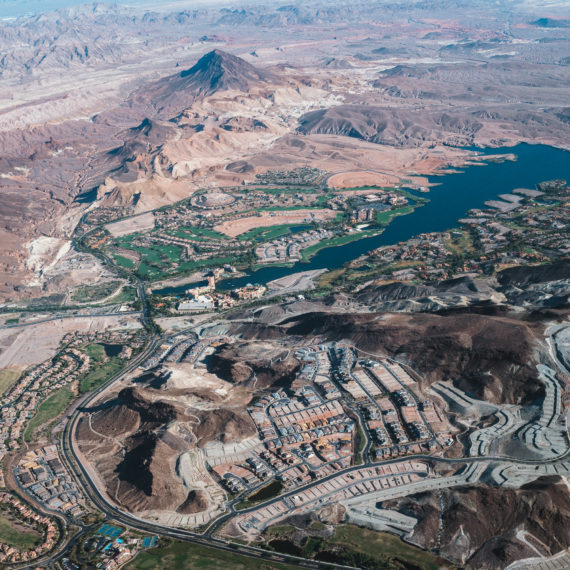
[178,49,272,94]
[142,49,275,117]
[531,17,570,28]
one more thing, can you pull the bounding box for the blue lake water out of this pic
[155,143,569,295]
[221,144,569,289]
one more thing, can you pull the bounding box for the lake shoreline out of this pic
[155,143,569,296]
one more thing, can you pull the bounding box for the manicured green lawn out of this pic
[331,525,447,570]
[354,422,367,465]
[238,224,309,242]
[0,513,42,549]
[130,243,183,265]
[376,204,416,225]
[167,226,225,240]
[78,344,126,394]
[0,369,20,396]
[79,358,125,394]
[84,343,106,361]
[137,254,248,282]
[126,540,298,570]
[115,241,192,280]
[114,254,136,269]
[24,387,75,442]
[314,194,333,207]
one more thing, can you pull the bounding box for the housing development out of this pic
[0,1,569,569]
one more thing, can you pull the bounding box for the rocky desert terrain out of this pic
[0,0,568,301]
[76,340,299,517]
[382,476,570,568]
[1,2,569,569]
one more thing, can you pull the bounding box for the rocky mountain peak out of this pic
[178,49,272,94]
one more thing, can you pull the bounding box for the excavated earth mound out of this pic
[177,490,210,514]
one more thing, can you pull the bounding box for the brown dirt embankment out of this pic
[383,476,570,569]
[235,310,549,406]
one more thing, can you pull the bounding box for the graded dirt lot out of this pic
[214,209,337,237]
[106,212,156,237]
[328,170,402,189]
[266,269,328,296]
[0,315,142,368]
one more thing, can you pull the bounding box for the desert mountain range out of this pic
[0,1,568,300]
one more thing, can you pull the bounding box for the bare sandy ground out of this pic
[155,314,214,332]
[328,171,402,189]
[0,315,142,368]
[106,212,156,237]
[253,136,472,189]
[165,362,233,399]
[214,209,336,237]
[266,269,328,296]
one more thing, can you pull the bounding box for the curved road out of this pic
[33,330,351,570]
[23,274,570,570]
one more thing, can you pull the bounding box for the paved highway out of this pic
[42,331,351,570]
[0,310,142,330]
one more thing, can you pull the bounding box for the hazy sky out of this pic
[0,0,243,19]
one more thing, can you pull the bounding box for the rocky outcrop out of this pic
[298,105,483,147]
[176,490,210,514]
[383,477,570,569]
[114,431,188,512]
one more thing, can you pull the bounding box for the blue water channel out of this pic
[159,143,569,295]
